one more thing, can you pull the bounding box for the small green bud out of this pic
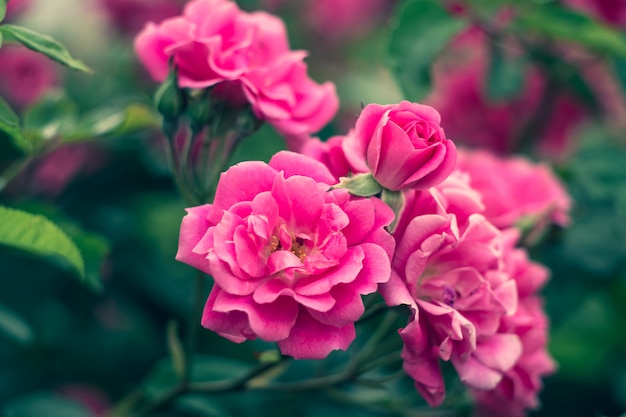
[154,66,186,121]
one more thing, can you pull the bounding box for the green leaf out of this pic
[2,393,93,417]
[65,103,159,141]
[0,205,85,279]
[333,173,382,197]
[387,0,467,100]
[0,97,29,153]
[22,91,78,149]
[513,4,626,56]
[0,302,35,347]
[0,24,91,72]
[11,201,109,291]
[0,0,6,23]
[486,41,525,102]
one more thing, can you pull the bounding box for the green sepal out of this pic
[155,65,187,122]
[332,173,383,197]
[382,189,406,233]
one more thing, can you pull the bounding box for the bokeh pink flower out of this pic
[456,149,571,229]
[0,45,58,108]
[176,151,395,359]
[97,0,183,35]
[426,26,586,158]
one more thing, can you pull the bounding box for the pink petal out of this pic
[277,309,356,359]
[212,290,298,342]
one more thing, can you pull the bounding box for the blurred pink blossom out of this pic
[304,0,391,40]
[97,0,183,35]
[426,27,586,158]
[176,151,394,359]
[5,0,31,19]
[566,0,626,27]
[0,45,58,108]
[456,149,571,230]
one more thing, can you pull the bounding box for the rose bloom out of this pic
[474,229,556,417]
[0,45,57,108]
[241,52,339,138]
[176,151,395,359]
[381,172,520,406]
[134,0,338,138]
[456,149,571,229]
[342,101,457,191]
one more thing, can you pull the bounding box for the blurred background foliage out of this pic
[1,0,626,416]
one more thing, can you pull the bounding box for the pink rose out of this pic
[176,151,395,359]
[342,101,457,191]
[134,0,290,89]
[474,230,555,416]
[381,176,520,406]
[457,149,571,229]
[242,52,339,138]
[134,0,338,137]
[0,46,58,108]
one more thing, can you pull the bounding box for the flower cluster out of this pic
[176,99,566,415]
[134,0,338,142]
[136,1,568,415]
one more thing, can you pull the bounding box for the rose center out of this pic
[269,234,307,261]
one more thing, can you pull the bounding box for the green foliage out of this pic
[0,0,6,23]
[0,24,91,72]
[512,4,626,56]
[0,97,28,153]
[0,302,34,348]
[485,41,526,102]
[387,0,467,101]
[2,393,93,417]
[0,205,85,280]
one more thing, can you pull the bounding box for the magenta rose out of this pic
[134,0,290,89]
[380,175,520,406]
[176,151,395,359]
[343,101,457,191]
[474,230,555,417]
[242,52,339,138]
